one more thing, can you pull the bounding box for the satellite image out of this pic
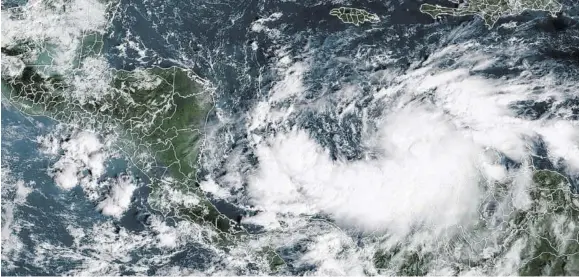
[1,0,578,275]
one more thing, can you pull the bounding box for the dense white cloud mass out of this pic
[96,175,137,218]
[248,107,490,236]
[244,40,579,236]
[225,38,579,275]
[539,120,579,173]
[41,130,107,190]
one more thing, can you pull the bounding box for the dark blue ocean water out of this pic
[0,104,156,275]
[2,0,579,274]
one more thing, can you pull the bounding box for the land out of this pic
[371,169,579,275]
[419,0,562,28]
[1,36,242,239]
[518,170,579,275]
[329,7,380,26]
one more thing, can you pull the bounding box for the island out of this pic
[419,0,562,28]
[329,7,380,26]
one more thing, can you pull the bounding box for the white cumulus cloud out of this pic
[96,174,137,219]
[43,130,107,190]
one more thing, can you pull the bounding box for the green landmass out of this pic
[371,169,579,275]
[419,0,562,28]
[255,246,287,272]
[0,34,243,239]
[329,7,380,26]
[518,170,579,275]
[1,0,288,266]
[373,244,431,275]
